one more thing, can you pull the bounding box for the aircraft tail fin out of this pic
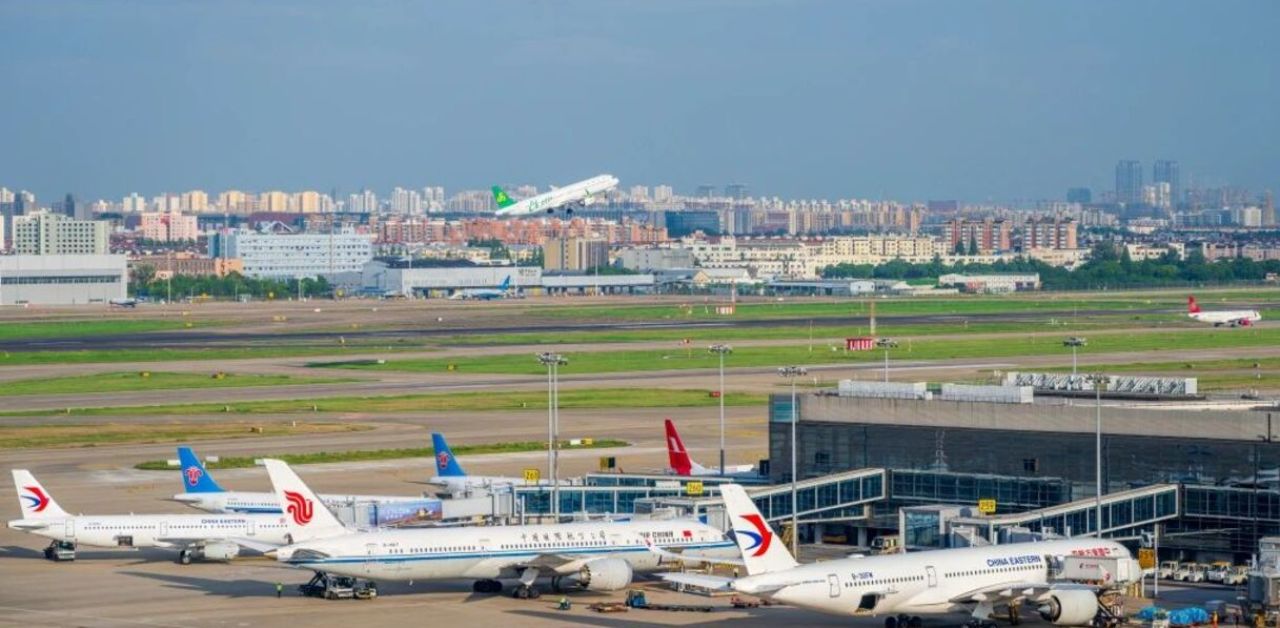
[498,276,511,291]
[12,470,70,520]
[177,446,224,493]
[262,459,347,542]
[491,186,515,209]
[719,484,798,575]
[431,433,467,477]
[665,419,694,476]
[1188,295,1200,314]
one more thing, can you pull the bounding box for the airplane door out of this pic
[926,565,937,588]
[364,543,378,575]
[828,573,841,598]
[64,520,74,539]
[159,521,168,537]
[247,519,256,537]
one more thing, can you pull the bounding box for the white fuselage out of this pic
[1189,310,1261,325]
[8,513,291,549]
[495,175,619,217]
[683,462,758,478]
[736,539,1130,617]
[279,519,735,582]
[172,491,424,515]
[426,475,562,496]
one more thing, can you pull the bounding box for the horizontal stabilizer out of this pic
[657,572,735,591]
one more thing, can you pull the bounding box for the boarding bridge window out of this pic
[584,492,615,514]
[863,475,882,499]
[1023,458,1039,473]
[818,483,838,508]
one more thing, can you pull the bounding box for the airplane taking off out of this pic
[448,275,512,301]
[660,485,1140,628]
[8,469,291,564]
[170,446,429,515]
[664,419,756,477]
[1187,295,1261,327]
[492,174,619,217]
[255,459,738,598]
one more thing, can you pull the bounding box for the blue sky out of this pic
[1,0,1276,202]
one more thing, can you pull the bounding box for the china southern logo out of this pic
[22,486,51,513]
[736,514,773,557]
[436,451,452,471]
[185,466,204,487]
[283,490,314,525]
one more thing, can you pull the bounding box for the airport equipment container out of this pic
[939,383,1033,404]
[837,380,930,400]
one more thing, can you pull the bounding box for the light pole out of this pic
[1063,337,1088,377]
[1086,372,1110,537]
[537,352,568,519]
[875,338,898,383]
[709,344,733,476]
[778,365,807,556]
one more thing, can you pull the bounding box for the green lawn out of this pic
[344,326,1280,376]
[0,421,369,449]
[0,344,429,366]
[0,319,205,341]
[0,371,351,397]
[134,438,630,470]
[0,388,767,417]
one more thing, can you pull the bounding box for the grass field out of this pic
[133,438,630,470]
[0,371,352,397]
[0,388,768,417]
[0,344,429,366]
[341,326,1280,376]
[0,319,205,341]
[0,421,369,449]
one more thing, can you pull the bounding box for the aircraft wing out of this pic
[514,553,594,574]
[948,580,1094,604]
[229,538,285,554]
[645,543,745,567]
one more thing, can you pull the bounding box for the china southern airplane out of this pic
[424,432,565,496]
[664,419,757,477]
[169,447,428,514]
[492,174,619,217]
[660,485,1140,628]
[8,469,290,564]
[448,275,512,301]
[247,459,737,598]
[1187,295,1262,327]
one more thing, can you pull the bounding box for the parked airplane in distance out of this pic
[1187,295,1261,327]
[660,484,1140,628]
[664,419,756,477]
[8,469,290,564]
[424,432,560,496]
[108,297,137,308]
[252,458,738,597]
[169,446,428,515]
[492,174,619,217]
[449,275,512,300]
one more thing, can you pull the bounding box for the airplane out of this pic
[108,297,137,308]
[425,432,562,496]
[7,469,291,564]
[659,484,1140,628]
[664,419,756,477]
[169,446,432,515]
[250,458,738,598]
[492,174,619,217]
[1187,295,1261,327]
[448,275,512,301]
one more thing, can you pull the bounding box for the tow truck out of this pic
[299,573,377,600]
[43,540,75,561]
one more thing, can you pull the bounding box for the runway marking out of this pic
[0,605,193,628]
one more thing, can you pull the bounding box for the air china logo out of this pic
[736,514,773,557]
[283,490,313,525]
[436,451,452,471]
[185,466,204,487]
[22,486,50,513]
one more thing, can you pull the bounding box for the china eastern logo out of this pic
[22,486,51,513]
[736,514,774,557]
[185,466,204,487]
[283,490,314,525]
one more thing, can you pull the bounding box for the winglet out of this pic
[719,484,798,575]
[12,470,69,519]
[491,186,515,209]
[177,446,224,493]
[665,419,693,476]
[431,433,467,477]
[262,459,347,542]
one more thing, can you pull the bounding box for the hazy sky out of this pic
[1,0,1277,203]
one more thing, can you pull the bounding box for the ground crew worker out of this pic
[276,582,283,598]
[557,596,570,611]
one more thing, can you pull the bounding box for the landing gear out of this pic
[513,584,541,599]
[887,614,921,628]
[178,549,192,565]
[907,617,923,628]
[472,579,502,594]
[963,620,996,628]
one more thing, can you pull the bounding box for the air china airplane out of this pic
[492,174,619,217]
[8,469,290,564]
[664,419,756,477]
[169,446,428,514]
[660,485,1140,628]
[250,459,738,598]
[1187,295,1261,327]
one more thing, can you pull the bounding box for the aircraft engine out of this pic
[199,542,241,561]
[557,558,633,592]
[1038,589,1099,626]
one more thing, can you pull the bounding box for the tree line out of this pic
[130,265,331,300]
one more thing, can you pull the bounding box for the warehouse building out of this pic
[0,254,127,305]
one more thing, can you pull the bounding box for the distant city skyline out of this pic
[1,1,1276,203]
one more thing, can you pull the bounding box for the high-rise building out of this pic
[653,185,675,203]
[218,190,250,213]
[140,211,199,242]
[14,190,35,215]
[121,193,147,213]
[945,218,1011,254]
[260,191,289,213]
[12,211,110,255]
[1066,187,1092,204]
[1153,160,1180,209]
[1264,190,1276,226]
[181,190,209,213]
[390,187,422,214]
[1115,160,1143,205]
[1024,218,1078,250]
[543,236,608,272]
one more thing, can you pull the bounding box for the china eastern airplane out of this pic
[169,447,428,514]
[247,459,738,598]
[8,469,291,564]
[492,174,619,217]
[660,485,1140,628]
[1187,295,1261,327]
[664,419,756,477]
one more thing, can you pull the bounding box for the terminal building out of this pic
[357,258,655,298]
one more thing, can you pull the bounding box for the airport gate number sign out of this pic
[523,469,540,484]
[978,498,997,514]
[686,481,704,496]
